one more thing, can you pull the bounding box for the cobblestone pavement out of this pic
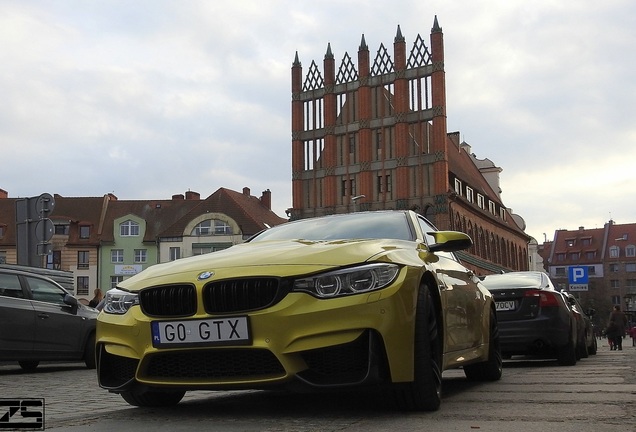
[1,339,635,431]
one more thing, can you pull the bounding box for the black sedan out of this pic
[480,271,578,366]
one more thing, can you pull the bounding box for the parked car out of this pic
[97,210,502,410]
[562,292,597,356]
[480,271,578,366]
[0,267,98,371]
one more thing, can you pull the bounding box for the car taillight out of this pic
[524,289,560,307]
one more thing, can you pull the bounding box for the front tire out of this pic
[84,333,96,369]
[120,386,185,407]
[18,361,39,371]
[392,283,442,411]
[464,308,503,381]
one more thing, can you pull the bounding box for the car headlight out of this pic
[293,263,400,298]
[102,288,139,314]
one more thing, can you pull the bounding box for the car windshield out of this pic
[250,211,414,242]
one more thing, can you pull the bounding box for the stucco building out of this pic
[0,187,286,302]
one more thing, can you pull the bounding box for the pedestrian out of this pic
[607,305,628,351]
[606,321,618,350]
[88,288,103,308]
[630,325,636,347]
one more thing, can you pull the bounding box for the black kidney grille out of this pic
[203,278,284,314]
[139,284,197,317]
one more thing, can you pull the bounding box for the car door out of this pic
[0,272,36,357]
[434,256,486,352]
[25,275,84,356]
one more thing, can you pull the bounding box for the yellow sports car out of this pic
[97,210,501,411]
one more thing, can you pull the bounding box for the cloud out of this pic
[0,0,634,243]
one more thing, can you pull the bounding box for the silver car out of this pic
[0,267,98,371]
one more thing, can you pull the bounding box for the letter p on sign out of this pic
[568,266,588,284]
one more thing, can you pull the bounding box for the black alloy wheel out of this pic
[392,283,443,411]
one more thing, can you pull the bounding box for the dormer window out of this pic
[79,225,90,239]
[120,220,140,237]
[477,194,485,209]
[454,179,462,196]
[466,187,473,203]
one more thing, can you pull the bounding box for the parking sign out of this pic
[568,266,588,291]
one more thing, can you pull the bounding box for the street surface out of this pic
[1,339,634,432]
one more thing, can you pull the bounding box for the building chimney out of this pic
[0,188,7,199]
[260,189,271,209]
[185,191,200,200]
[172,194,185,200]
[243,187,251,196]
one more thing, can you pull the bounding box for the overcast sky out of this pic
[1,0,634,244]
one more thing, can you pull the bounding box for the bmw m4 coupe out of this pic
[97,210,502,411]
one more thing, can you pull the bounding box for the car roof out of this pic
[481,271,552,290]
[0,266,66,288]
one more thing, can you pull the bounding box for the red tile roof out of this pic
[158,188,287,238]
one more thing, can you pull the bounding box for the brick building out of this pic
[290,18,530,275]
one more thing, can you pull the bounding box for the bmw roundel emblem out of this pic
[197,271,214,281]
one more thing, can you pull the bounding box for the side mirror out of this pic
[567,296,576,306]
[63,294,79,314]
[428,231,473,253]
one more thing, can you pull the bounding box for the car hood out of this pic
[120,239,413,291]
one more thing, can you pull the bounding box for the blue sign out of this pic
[568,266,588,284]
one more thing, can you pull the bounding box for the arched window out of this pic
[191,219,232,236]
[424,205,436,225]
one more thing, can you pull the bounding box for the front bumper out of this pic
[97,328,388,392]
[97,274,419,392]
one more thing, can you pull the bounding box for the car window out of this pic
[0,273,25,299]
[416,216,438,246]
[26,276,67,305]
[416,216,456,261]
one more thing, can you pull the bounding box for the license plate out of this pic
[496,301,516,311]
[151,316,250,347]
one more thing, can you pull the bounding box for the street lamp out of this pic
[351,195,365,213]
